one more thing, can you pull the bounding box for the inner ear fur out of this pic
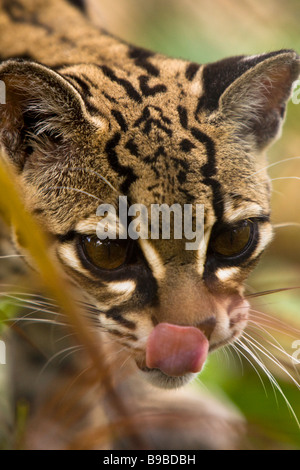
[0,60,88,169]
[219,51,300,150]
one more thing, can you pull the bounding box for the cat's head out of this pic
[0,50,299,388]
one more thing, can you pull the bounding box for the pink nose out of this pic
[146,322,209,377]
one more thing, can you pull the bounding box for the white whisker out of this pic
[234,339,268,395]
[243,332,300,389]
[37,345,84,380]
[271,176,300,183]
[236,337,300,428]
[250,309,300,335]
[42,185,103,203]
[245,156,300,179]
[6,317,68,327]
[0,254,26,259]
[273,222,300,229]
[65,167,119,194]
[247,324,300,382]
[229,343,245,373]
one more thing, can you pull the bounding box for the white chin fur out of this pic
[139,368,197,389]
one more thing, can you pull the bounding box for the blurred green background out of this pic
[89,0,300,449]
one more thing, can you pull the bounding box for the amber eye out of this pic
[210,220,256,259]
[80,235,129,271]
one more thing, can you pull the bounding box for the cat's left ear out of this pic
[201,50,300,150]
[0,60,101,170]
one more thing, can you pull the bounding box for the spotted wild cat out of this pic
[0,0,299,449]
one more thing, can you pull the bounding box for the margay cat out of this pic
[0,0,299,450]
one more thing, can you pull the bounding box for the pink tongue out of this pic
[146,322,209,377]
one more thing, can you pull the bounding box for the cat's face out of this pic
[0,50,299,388]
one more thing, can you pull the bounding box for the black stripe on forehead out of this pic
[99,65,142,103]
[105,132,138,194]
[63,72,101,115]
[191,127,224,222]
[66,0,86,12]
[185,62,201,81]
[128,46,160,77]
[63,73,92,95]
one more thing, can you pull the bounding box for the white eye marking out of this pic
[190,80,202,96]
[139,239,166,280]
[105,281,136,305]
[92,301,110,313]
[251,223,273,257]
[223,201,266,224]
[75,217,101,234]
[216,267,240,282]
[108,281,136,295]
[58,244,86,272]
[196,212,215,276]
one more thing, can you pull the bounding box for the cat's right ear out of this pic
[199,50,300,151]
[0,60,104,170]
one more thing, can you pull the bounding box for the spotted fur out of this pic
[0,0,299,392]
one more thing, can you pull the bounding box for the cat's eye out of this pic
[80,235,129,271]
[210,219,257,259]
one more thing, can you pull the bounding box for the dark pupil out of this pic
[83,236,128,270]
[211,221,252,257]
